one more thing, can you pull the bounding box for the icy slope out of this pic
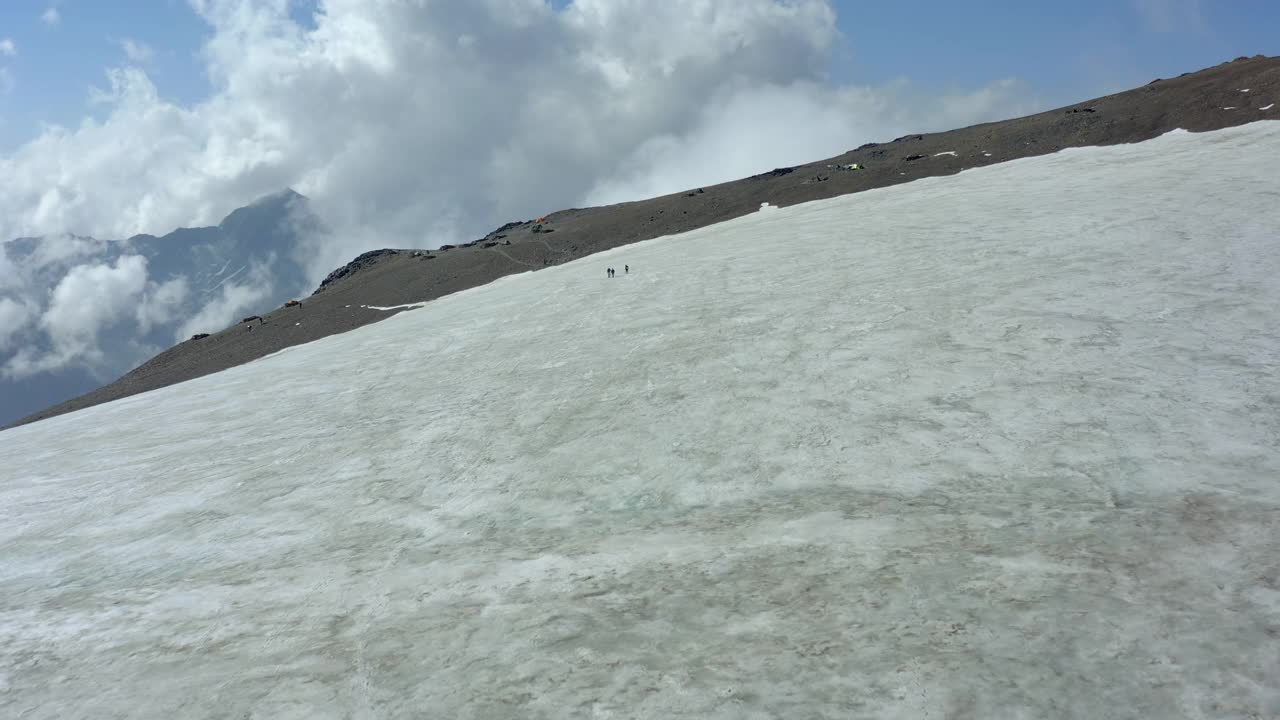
[3,123,1280,719]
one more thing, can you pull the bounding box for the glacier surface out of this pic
[2,122,1280,719]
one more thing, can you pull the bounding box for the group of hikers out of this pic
[607,265,629,278]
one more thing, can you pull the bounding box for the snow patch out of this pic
[934,151,958,157]
[205,265,245,295]
[361,302,427,311]
[211,258,233,278]
[1261,104,1275,111]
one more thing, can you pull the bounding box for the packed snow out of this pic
[3,122,1280,720]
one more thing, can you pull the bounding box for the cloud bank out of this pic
[0,0,1038,388]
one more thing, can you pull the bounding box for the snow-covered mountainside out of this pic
[0,190,318,425]
[2,123,1278,718]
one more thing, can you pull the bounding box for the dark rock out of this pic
[685,188,706,197]
[893,134,924,143]
[750,167,794,180]
[313,249,400,294]
[1066,107,1097,114]
[483,242,498,248]
[905,154,925,162]
[492,220,529,235]
[241,315,263,325]
[856,142,880,150]
[191,333,210,340]
[439,244,456,251]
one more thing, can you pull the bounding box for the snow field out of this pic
[2,122,1279,719]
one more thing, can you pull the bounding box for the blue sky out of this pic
[0,0,315,151]
[1,1,1276,153]
[0,1,208,150]
[835,1,1279,99]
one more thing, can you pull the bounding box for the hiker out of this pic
[625,265,629,274]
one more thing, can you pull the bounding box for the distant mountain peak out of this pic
[218,189,310,231]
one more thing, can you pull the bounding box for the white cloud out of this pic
[0,1,1033,259]
[42,7,61,26]
[136,276,191,333]
[28,234,113,274]
[120,38,154,64]
[0,67,13,95]
[0,38,15,56]
[42,255,148,350]
[1133,0,1205,33]
[0,297,37,352]
[0,0,1040,381]
[3,255,149,378]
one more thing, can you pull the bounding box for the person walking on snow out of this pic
[625,265,629,274]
